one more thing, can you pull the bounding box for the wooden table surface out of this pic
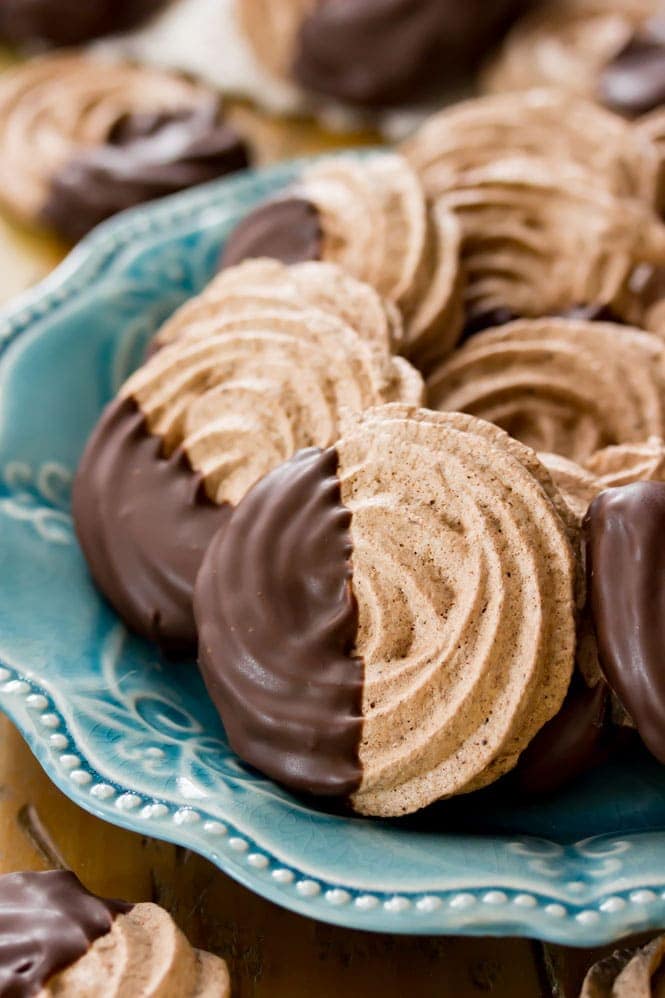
[0,50,655,997]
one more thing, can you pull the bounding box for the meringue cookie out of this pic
[41,903,230,997]
[0,870,229,998]
[195,404,577,816]
[153,258,404,355]
[0,53,248,240]
[402,88,659,206]
[428,156,665,331]
[73,267,423,651]
[485,0,663,115]
[220,153,464,373]
[237,0,536,108]
[428,318,665,463]
[580,934,665,997]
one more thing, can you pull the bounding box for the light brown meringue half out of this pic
[484,0,658,100]
[402,88,659,206]
[293,154,464,372]
[154,258,404,355]
[0,52,209,224]
[428,318,665,464]
[580,934,665,997]
[123,297,423,506]
[337,405,576,817]
[236,0,315,81]
[39,903,230,998]
[429,156,665,328]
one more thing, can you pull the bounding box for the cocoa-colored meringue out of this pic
[0,54,208,224]
[194,402,576,816]
[220,154,464,374]
[402,88,659,206]
[428,318,665,463]
[429,158,665,331]
[153,258,404,356]
[485,0,659,104]
[344,406,576,815]
[580,932,665,996]
[39,903,230,997]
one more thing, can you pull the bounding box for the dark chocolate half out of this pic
[585,482,665,763]
[42,102,249,243]
[0,0,168,47]
[73,395,230,655]
[219,197,323,270]
[599,16,665,117]
[515,674,610,795]
[0,870,131,997]
[293,0,538,107]
[195,446,364,797]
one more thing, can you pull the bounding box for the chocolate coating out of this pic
[586,482,665,763]
[294,0,537,107]
[43,102,249,243]
[220,197,322,270]
[195,447,363,797]
[73,396,230,654]
[0,870,130,997]
[515,675,610,795]
[599,17,665,117]
[0,0,168,47]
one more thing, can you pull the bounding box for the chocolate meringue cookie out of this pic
[153,258,404,356]
[0,54,248,241]
[486,0,665,117]
[428,318,665,463]
[73,266,423,652]
[195,404,577,816]
[238,0,538,107]
[0,0,169,48]
[221,154,464,373]
[580,934,665,997]
[426,156,665,331]
[402,88,659,206]
[0,870,230,998]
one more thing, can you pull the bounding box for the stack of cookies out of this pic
[66,4,665,816]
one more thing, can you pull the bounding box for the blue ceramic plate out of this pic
[2,160,665,946]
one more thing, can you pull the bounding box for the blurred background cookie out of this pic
[486,0,665,118]
[0,0,171,48]
[0,869,230,996]
[0,53,249,242]
[237,0,538,108]
[195,404,576,816]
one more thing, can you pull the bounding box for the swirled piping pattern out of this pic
[428,318,665,463]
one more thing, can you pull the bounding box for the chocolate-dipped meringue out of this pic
[220,153,464,373]
[195,404,577,816]
[0,54,248,241]
[73,263,422,652]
